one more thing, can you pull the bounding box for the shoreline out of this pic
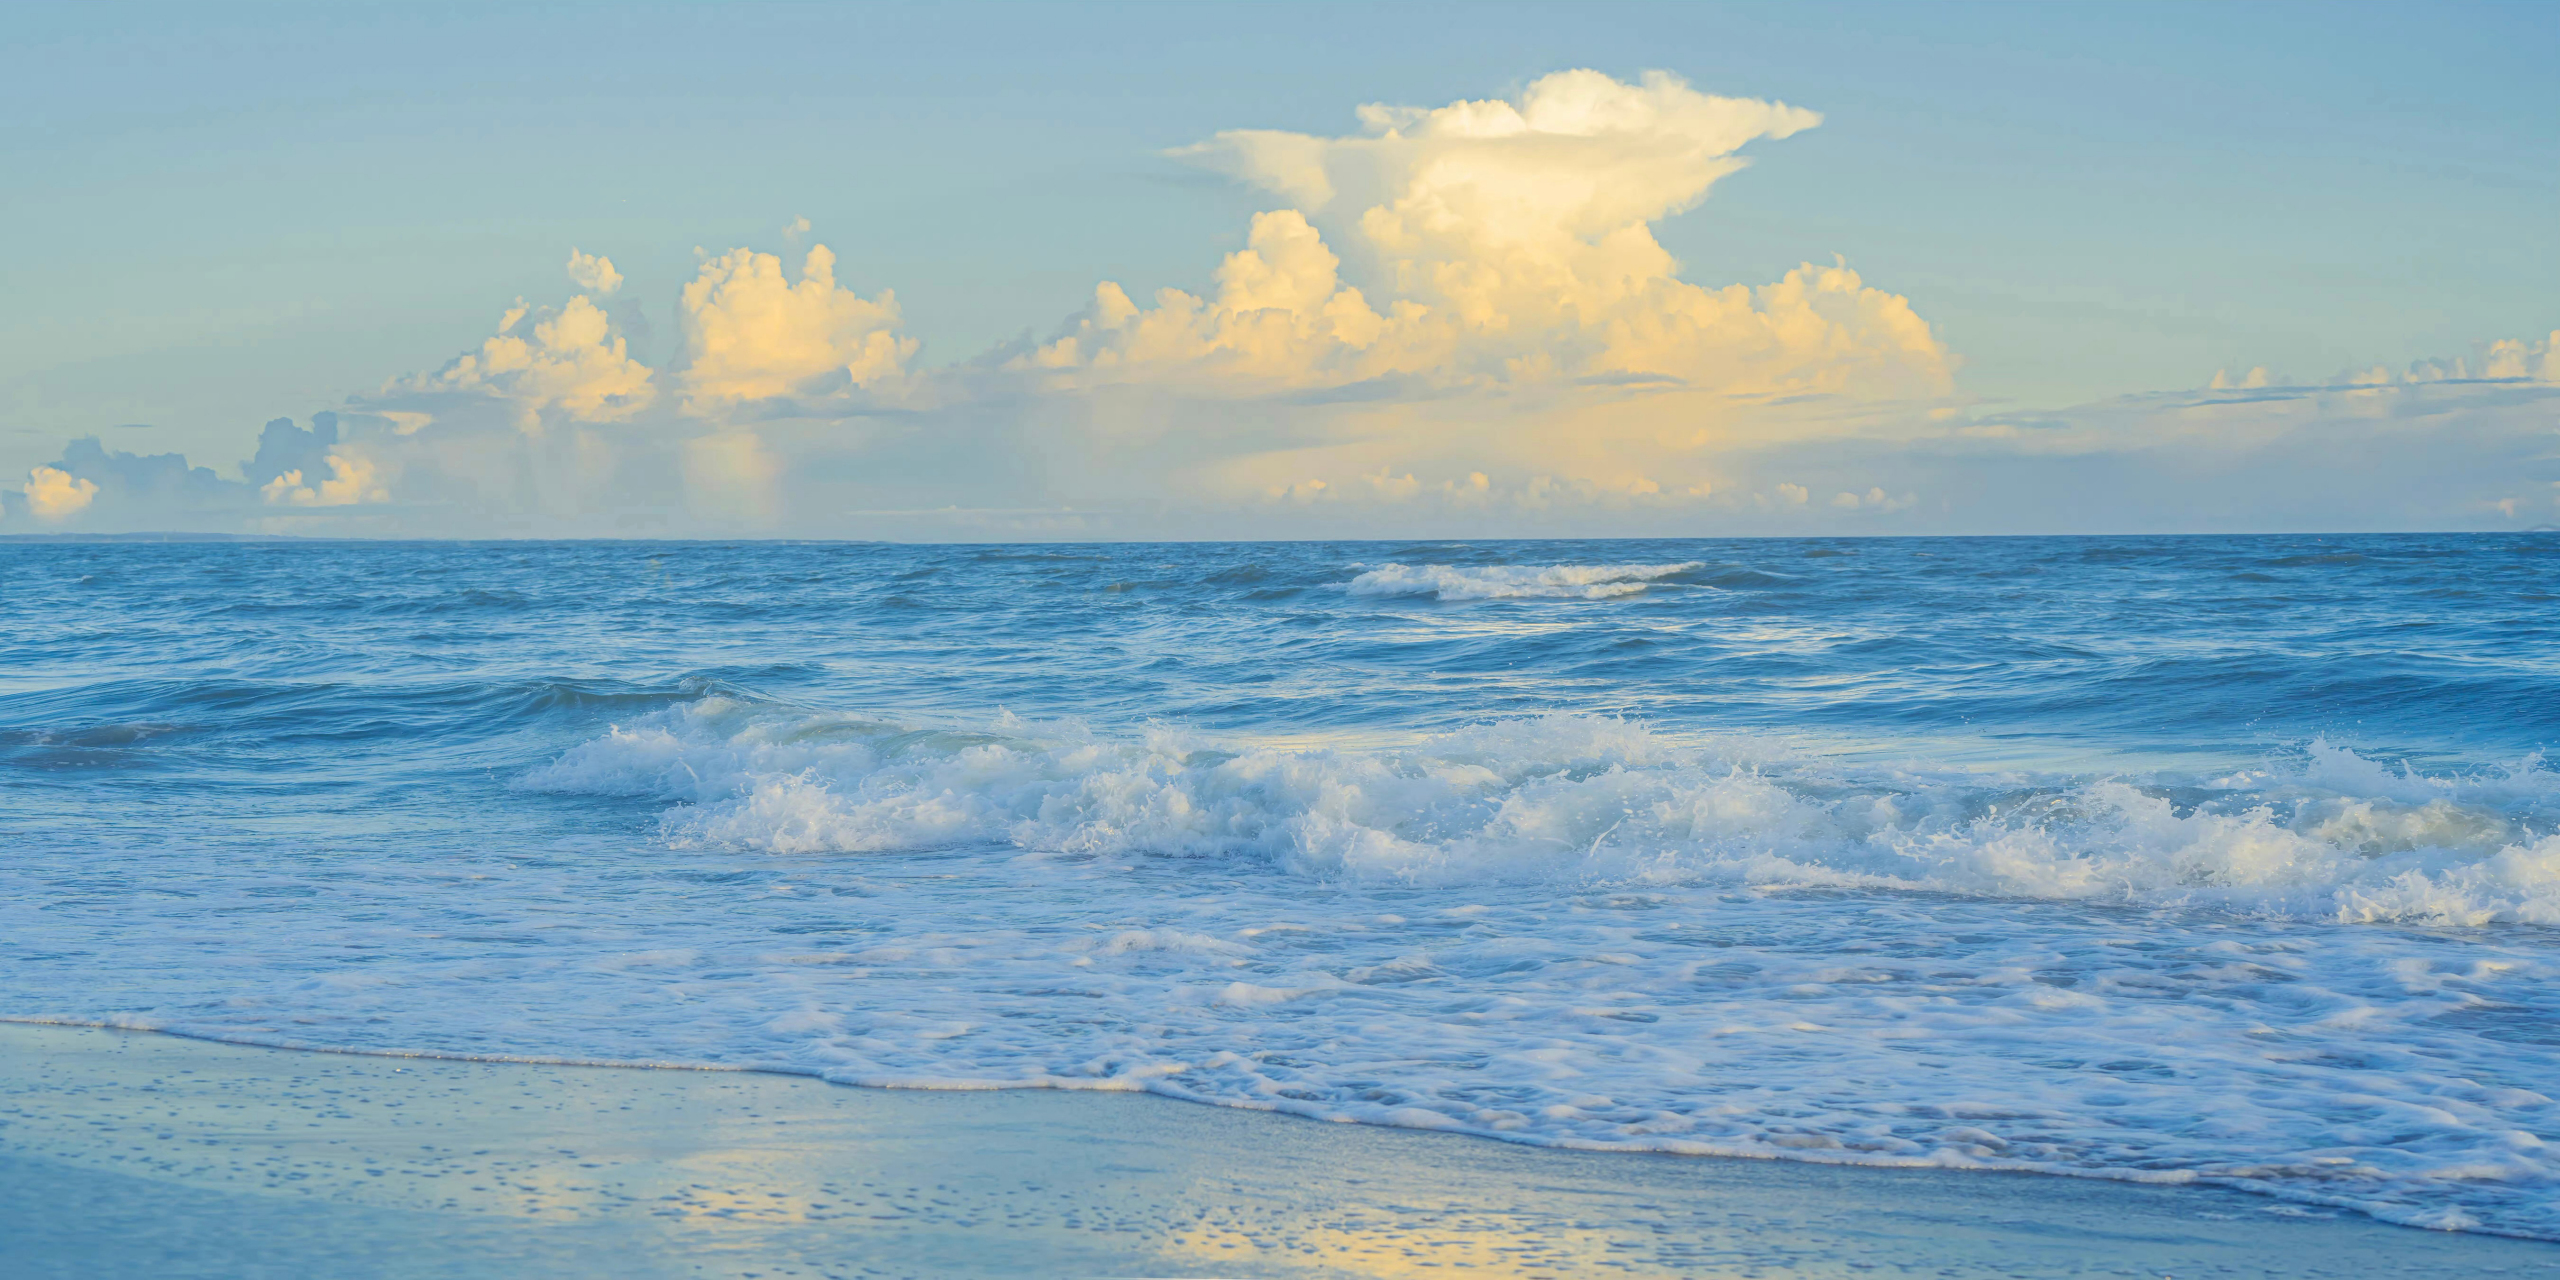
[5,1024,2555,1278]
[8,1013,2527,1233]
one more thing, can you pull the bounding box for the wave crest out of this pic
[524,705,2560,925]
[1345,562,1702,600]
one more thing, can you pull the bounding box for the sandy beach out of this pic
[3,1022,2551,1279]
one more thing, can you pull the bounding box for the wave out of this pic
[523,703,2560,926]
[1345,562,1703,601]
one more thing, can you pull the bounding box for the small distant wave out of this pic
[524,703,2560,927]
[1346,562,1702,601]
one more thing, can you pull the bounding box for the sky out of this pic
[4,0,2555,538]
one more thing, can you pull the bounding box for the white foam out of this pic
[523,705,2560,926]
[1345,562,1703,601]
[13,706,2558,1241]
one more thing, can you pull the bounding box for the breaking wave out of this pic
[1344,562,1704,601]
[525,702,2560,927]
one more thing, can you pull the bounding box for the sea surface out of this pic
[4,535,2557,1237]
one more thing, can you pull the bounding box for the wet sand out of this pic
[3,1022,2553,1279]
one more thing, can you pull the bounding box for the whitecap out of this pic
[1344,562,1703,601]
[523,705,2560,926]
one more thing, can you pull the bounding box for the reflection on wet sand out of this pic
[4,1024,2550,1279]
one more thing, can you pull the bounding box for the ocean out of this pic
[4,534,2556,1237]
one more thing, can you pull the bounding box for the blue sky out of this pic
[5,1,2556,537]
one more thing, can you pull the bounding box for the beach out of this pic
[9,537,2560,1265]
[15,9,2560,1272]
[5,1022,2552,1278]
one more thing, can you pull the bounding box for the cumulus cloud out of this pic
[2328,331,2560,389]
[2209,366,2274,390]
[1031,70,1947,402]
[2402,330,2560,385]
[1025,210,1408,390]
[259,453,388,507]
[22,467,99,521]
[404,294,656,429]
[678,244,914,408]
[3,438,250,529]
[242,413,342,490]
[564,248,623,296]
[2481,332,2560,381]
[10,68,2553,540]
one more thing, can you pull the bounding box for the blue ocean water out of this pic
[4,534,2558,1236]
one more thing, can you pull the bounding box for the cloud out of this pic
[260,452,388,507]
[969,69,1956,522]
[239,411,388,509]
[9,68,2553,540]
[1024,210,1407,391]
[1799,374,2560,533]
[22,467,98,521]
[3,437,250,529]
[677,244,914,409]
[401,294,656,430]
[1181,68,1818,235]
[2402,329,2560,385]
[564,249,623,296]
[2328,330,2560,389]
[243,413,341,490]
[2481,332,2560,381]
[1033,70,1946,402]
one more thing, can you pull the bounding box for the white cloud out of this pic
[408,294,656,430]
[678,244,914,408]
[565,249,623,295]
[23,466,98,520]
[7,439,245,527]
[13,71,2555,541]
[2209,366,2275,390]
[1025,210,1424,392]
[2480,332,2560,381]
[1031,70,1946,402]
[2328,331,2560,387]
[259,452,389,506]
[1183,68,1818,238]
[1825,486,1915,511]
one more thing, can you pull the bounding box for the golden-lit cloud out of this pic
[565,248,623,296]
[411,294,657,430]
[1031,70,1947,403]
[678,244,913,408]
[9,69,2551,538]
[22,466,99,520]
[259,452,389,507]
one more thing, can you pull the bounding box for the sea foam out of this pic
[15,535,2560,1240]
[524,702,2560,926]
[1345,562,1704,600]
[30,697,2548,1239]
